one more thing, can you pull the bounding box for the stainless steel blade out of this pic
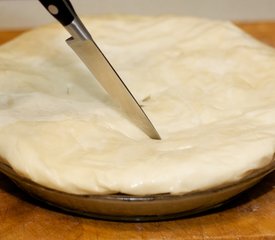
[66,37,161,140]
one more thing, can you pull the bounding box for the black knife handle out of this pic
[38,0,75,26]
[63,0,76,15]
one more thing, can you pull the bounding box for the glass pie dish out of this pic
[0,160,274,222]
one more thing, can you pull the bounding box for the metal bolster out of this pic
[65,18,92,41]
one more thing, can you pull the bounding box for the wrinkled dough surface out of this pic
[0,16,275,195]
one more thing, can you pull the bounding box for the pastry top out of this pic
[0,15,274,195]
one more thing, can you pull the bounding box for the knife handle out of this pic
[63,0,76,15]
[38,0,75,26]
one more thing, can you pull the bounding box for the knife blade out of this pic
[38,0,161,139]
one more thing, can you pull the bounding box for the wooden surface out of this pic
[0,23,275,240]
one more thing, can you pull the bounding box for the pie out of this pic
[0,16,274,195]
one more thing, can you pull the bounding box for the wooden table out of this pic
[0,23,275,240]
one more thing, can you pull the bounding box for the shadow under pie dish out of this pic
[1,15,275,221]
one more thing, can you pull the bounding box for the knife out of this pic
[38,0,161,140]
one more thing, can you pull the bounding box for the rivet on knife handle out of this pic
[38,0,75,26]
